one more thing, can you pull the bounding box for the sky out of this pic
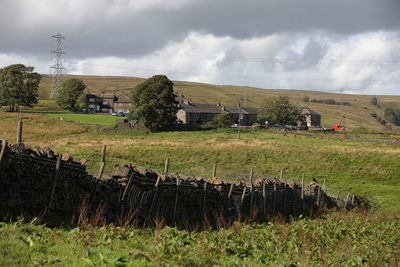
[0,0,399,95]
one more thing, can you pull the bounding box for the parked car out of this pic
[111,112,117,116]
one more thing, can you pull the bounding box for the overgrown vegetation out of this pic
[0,211,398,266]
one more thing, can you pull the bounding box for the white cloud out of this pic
[1,30,399,95]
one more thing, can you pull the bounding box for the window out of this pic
[89,98,95,102]
[119,103,123,107]
[88,104,95,108]
[103,101,108,105]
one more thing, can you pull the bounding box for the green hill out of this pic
[39,74,400,130]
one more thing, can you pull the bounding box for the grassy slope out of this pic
[39,74,400,131]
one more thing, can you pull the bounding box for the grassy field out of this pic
[37,74,400,131]
[1,107,400,265]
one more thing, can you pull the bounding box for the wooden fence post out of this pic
[48,154,62,211]
[280,169,284,180]
[201,182,208,219]
[172,177,180,223]
[344,192,350,209]
[212,162,217,178]
[283,183,287,215]
[98,145,106,179]
[301,174,304,200]
[351,194,355,206]
[0,140,8,164]
[164,157,169,173]
[262,180,266,215]
[147,176,161,220]
[335,190,341,201]
[273,183,277,214]
[17,121,23,144]
[249,168,253,214]
[316,186,321,208]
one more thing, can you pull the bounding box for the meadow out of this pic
[1,102,400,265]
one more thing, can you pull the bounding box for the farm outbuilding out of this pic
[301,107,321,127]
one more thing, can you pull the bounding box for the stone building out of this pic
[176,99,257,125]
[84,92,131,114]
[301,107,321,127]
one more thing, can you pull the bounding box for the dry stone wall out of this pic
[0,141,365,225]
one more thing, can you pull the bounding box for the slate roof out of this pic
[179,103,257,114]
[301,107,320,116]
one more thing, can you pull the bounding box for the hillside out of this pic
[39,74,400,130]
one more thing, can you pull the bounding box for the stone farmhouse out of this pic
[84,91,131,114]
[177,99,258,126]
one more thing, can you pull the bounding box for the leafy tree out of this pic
[258,96,302,125]
[56,78,87,109]
[212,113,233,128]
[130,75,178,132]
[370,97,378,105]
[302,96,310,103]
[0,64,41,112]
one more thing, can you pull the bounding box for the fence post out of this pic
[316,186,321,209]
[212,162,217,178]
[48,154,62,211]
[17,121,23,144]
[262,180,266,215]
[344,192,350,209]
[172,177,180,223]
[280,169,284,180]
[201,182,208,219]
[335,190,341,201]
[164,157,169,173]
[147,176,161,220]
[301,174,304,200]
[249,168,253,214]
[224,183,234,214]
[0,140,8,165]
[273,183,277,214]
[98,145,106,179]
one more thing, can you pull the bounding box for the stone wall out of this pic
[0,141,365,225]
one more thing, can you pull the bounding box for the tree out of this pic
[130,75,178,132]
[258,96,302,125]
[56,78,87,109]
[0,64,41,112]
[212,113,233,128]
[370,97,378,105]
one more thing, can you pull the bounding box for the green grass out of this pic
[0,211,399,266]
[47,113,120,128]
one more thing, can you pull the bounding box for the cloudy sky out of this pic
[0,0,399,94]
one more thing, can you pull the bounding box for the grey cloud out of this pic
[0,0,399,58]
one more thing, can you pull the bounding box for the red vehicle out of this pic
[332,125,345,131]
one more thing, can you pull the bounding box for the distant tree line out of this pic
[303,96,351,106]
